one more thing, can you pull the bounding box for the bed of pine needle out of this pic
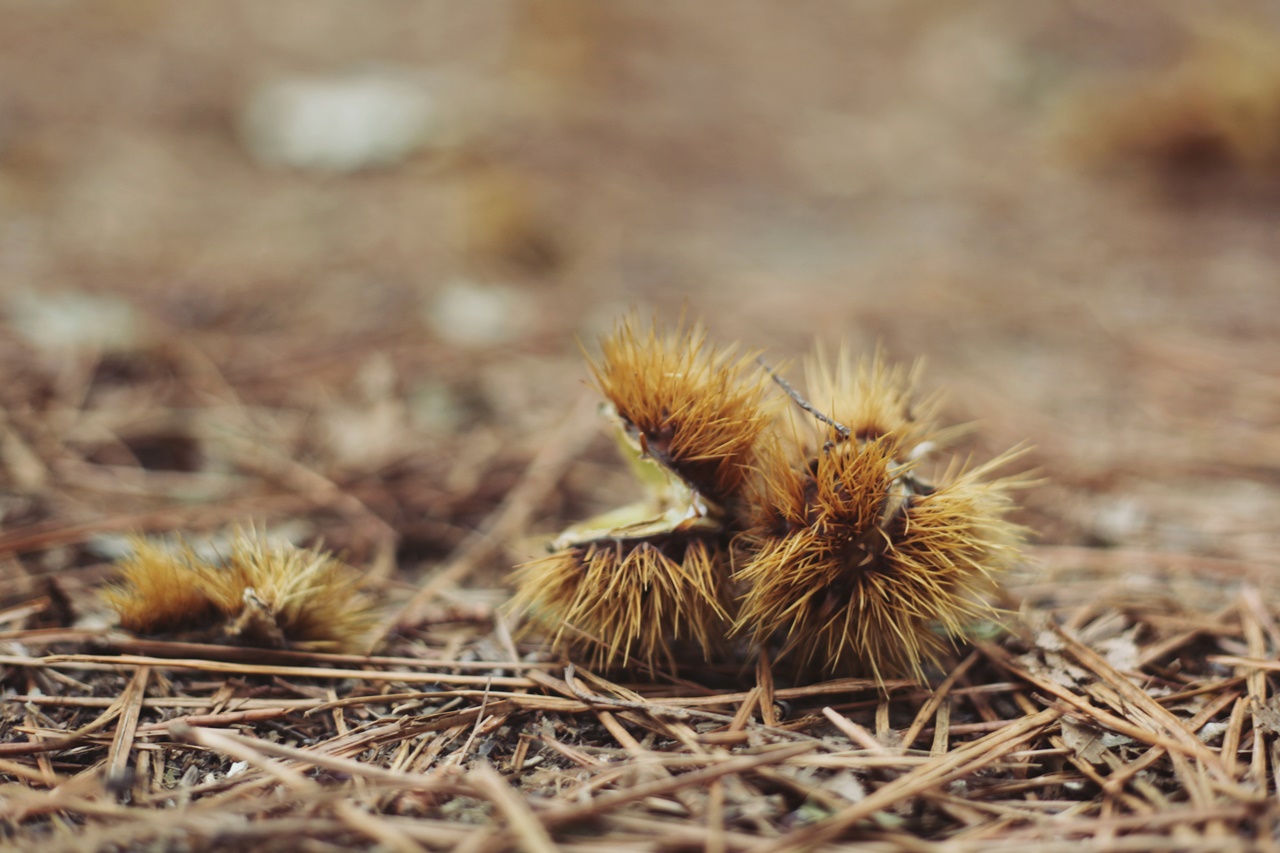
[2,342,1276,852]
[3,3,1280,851]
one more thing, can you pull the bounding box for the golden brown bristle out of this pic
[588,317,771,506]
[101,530,380,654]
[733,348,1027,683]
[512,532,733,671]
[803,345,945,450]
[511,315,764,672]
[221,533,381,653]
[100,537,232,636]
[735,440,1023,682]
[517,321,1029,685]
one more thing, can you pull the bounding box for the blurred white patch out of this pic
[1198,721,1229,743]
[1095,628,1141,673]
[321,354,414,469]
[241,70,436,172]
[1088,496,1148,546]
[427,280,537,348]
[5,290,143,353]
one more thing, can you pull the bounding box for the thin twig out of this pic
[756,357,850,439]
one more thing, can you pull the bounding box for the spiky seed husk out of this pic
[518,326,1029,682]
[734,349,1025,683]
[101,531,380,654]
[510,315,764,671]
[588,317,772,506]
[220,533,381,653]
[803,345,944,449]
[735,438,1023,682]
[101,537,233,636]
[511,532,733,671]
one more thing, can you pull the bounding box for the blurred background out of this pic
[1,1,1277,611]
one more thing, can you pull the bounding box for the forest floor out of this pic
[2,3,1279,851]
